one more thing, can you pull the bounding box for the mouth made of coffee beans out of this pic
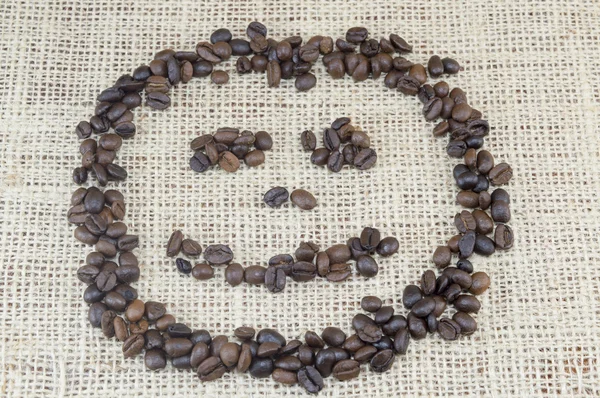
[70,22,513,394]
[302,118,377,172]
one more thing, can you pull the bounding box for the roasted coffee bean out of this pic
[113,121,135,138]
[420,270,437,296]
[112,316,128,341]
[249,34,268,54]
[298,366,324,394]
[219,342,240,367]
[457,231,476,259]
[225,263,244,286]
[301,130,317,151]
[279,339,302,356]
[164,337,193,357]
[290,189,317,210]
[240,130,266,151]
[174,51,199,62]
[289,261,315,282]
[310,148,330,166]
[190,134,213,151]
[423,97,443,120]
[454,295,481,313]
[369,349,394,373]
[90,115,110,134]
[494,223,514,249]
[79,139,97,157]
[117,234,138,251]
[192,60,213,77]
[213,42,232,61]
[145,75,171,94]
[326,151,344,172]
[407,313,428,339]
[418,84,436,103]
[358,296,381,313]
[172,354,192,369]
[408,64,427,85]
[211,70,229,85]
[189,329,211,346]
[344,53,361,76]
[167,323,192,338]
[476,150,495,174]
[75,121,93,139]
[144,301,166,322]
[188,342,210,368]
[314,348,336,377]
[144,349,167,370]
[442,57,461,74]
[341,335,365,353]
[298,44,319,63]
[350,131,370,149]
[295,73,317,91]
[210,28,232,44]
[294,242,318,262]
[209,335,229,357]
[124,299,145,322]
[204,244,233,265]
[197,357,227,381]
[88,302,107,327]
[355,255,378,277]
[389,33,412,52]
[180,239,202,257]
[472,209,493,235]
[455,171,479,190]
[432,246,452,268]
[320,327,345,347]
[438,318,461,340]
[245,265,267,285]
[233,326,255,341]
[244,149,265,167]
[335,38,355,52]
[449,87,468,103]
[266,60,281,87]
[123,333,145,358]
[403,285,423,309]
[382,315,407,336]
[106,164,127,181]
[447,140,468,158]
[474,234,496,256]
[258,341,281,358]
[251,54,268,72]
[85,252,105,268]
[359,38,379,57]
[323,128,340,151]
[411,297,436,318]
[97,87,124,103]
[146,92,171,110]
[248,357,274,378]
[192,263,214,280]
[453,312,477,334]
[488,163,513,185]
[374,306,394,325]
[265,266,286,293]
[358,227,379,251]
[340,144,357,164]
[132,64,152,81]
[272,368,298,385]
[115,264,139,284]
[165,230,183,257]
[263,186,289,208]
[77,264,100,284]
[196,42,220,63]
[297,344,315,366]
[346,27,368,44]
[236,56,252,73]
[353,148,377,170]
[100,310,117,337]
[325,263,351,282]
[312,251,329,277]
[352,59,370,81]
[353,344,377,362]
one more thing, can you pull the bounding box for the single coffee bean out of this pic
[211,70,229,85]
[203,244,233,265]
[248,356,274,378]
[117,235,138,251]
[494,223,514,250]
[190,134,213,151]
[359,227,380,251]
[340,144,357,164]
[353,148,377,170]
[236,56,252,73]
[346,27,368,43]
[326,151,343,172]
[265,266,286,293]
[491,188,511,204]
[438,318,462,340]
[212,42,232,61]
[453,312,477,334]
[266,60,281,87]
[301,130,317,151]
[290,189,317,210]
[360,296,382,313]
[263,186,289,208]
[295,73,317,91]
[432,246,452,268]
[288,261,315,282]
[165,230,183,257]
[75,121,93,139]
[454,295,481,313]
[323,128,340,151]
[191,263,214,280]
[473,233,496,256]
[252,130,272,150]
[197,356,227,381]
[403,285,423,309]
[114,264,139,284]
[407,312,427,339]
[356,255,378,277]
[321,327,346,347]
[210,28,232,44]
[122,333,145,358]
[225,263,244,286]
[297,366,324,394]
[155,315,175,333]
[442,57,461,74]
[488,163,513,185]
[374,306,394,325]
[476,150,495,174]
[310,148,330,166]
[144,349,167,370]
[244,149,265,167]
[180,239,202,257]
[88,302,107,327]
[369,349,394,373]
[219,342,240,367]
[250,54,268,72]
[167,323,192,339]
[245,265,267,285]
[146,91,171,110]
[374,236,398,257]
[389,33,412,52]
[233,327,255,341]
[124,299,145,322]
[144,301,166,322]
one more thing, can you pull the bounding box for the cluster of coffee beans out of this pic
[189,128,273,173]
[302,117,377,172]
[263,187,318,210]
[70,22,514,394]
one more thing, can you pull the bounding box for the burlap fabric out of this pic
[1,0,599,396]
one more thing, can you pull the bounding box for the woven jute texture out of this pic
[1,0,599,396]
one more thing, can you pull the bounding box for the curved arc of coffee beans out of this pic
[71,23,513,393]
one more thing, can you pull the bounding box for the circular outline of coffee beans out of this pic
[71,23,514,394]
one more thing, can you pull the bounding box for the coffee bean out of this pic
[402,284,423,309]
[210,70,228,85]
[75,121,93,139]
[454,295,481,313]
[179,239,202,257]
[452,312,477,335]
[124,299,145,322]
[346,27,368,44]
[247,356,273,378]
[294,242,318,262]
[212,42,232,61]
[250,54,268,72]
[144,301,166,322]
[225,263,244,286]
[297,366,323,394]
[310,148,330,166]
[353,148,377,170]
[146,92,171,110]
[295,73,317,91]
[290,261,317,282]
[260,186,289,208]
[442,57,461,74]
[217,342,240,367]
[190,135,213,151]
[438,318,461,340]
[114,264,139,284]
[191,263,214,280]
[72,167,88,185]
[244,265,267,285]
[122,333,145,358]
[469,272,490,295]
[320,327,346,347]
[488,163,513,186]
[244,149,265,167]
[266,60,281,87]
[353,255,377,278]
[493,223,513,250]
[197,357,227,381]
[165,230,183,258]
[243,131,267,152]
[389,34,412,52]
[322,128,340,151]
[301,130,317,151]
[144,330,165,351]
[203,244,233,265]
[290,189,317,210]
[369,349,394,373]
[265,266,286,293]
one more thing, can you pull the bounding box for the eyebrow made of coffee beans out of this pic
[70,23,513,394]
[189,128,272,173]
[302,118,377,172]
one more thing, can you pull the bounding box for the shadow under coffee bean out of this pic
[69,22,514,393]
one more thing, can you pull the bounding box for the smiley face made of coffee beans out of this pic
[70,22,514,393]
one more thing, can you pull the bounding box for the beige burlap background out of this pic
[1,0,599,396]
